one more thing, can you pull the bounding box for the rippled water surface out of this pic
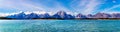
[0,20,120,32]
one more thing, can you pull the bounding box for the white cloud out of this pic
[0,0,46,12]
[1,0,115,15]
[0,13,9,17]
[0,0,73,14]
[70,0,102,15]
[83,0,101,14]
[113,0,116,3]
[0,0,77,17]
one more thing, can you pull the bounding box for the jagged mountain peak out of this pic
[5,11,120,19]
[56,11,67,15]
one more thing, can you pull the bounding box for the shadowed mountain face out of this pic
[7,12,51,19]
[6,11,75,19]
[52,11,75,19]
[111,13,120,18]
[26,13,40,19]
[7,12,27,19]
[39,13,50,18]
[5,11,120,19]
[76,14,87,18]
[93,13,111,18]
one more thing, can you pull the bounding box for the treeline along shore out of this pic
[1,17,120,20]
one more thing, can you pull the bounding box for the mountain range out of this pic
[5,11,120,19]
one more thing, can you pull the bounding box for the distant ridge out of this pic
[1,11,120,19]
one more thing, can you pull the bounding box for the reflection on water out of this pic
[0,20,120,32]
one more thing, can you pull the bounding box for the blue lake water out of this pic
[0,20,120,32]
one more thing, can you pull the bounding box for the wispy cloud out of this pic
[70,0,102,15]
[0,0,47,11]
[0,0,72,14]
[83,0,101,14]
[102,4,120,12]
[0,0,74,16]
[0,0,120,16]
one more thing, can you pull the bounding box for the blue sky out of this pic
[0,0,120,15]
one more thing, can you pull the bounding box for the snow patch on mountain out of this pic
[0,11,77,17]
